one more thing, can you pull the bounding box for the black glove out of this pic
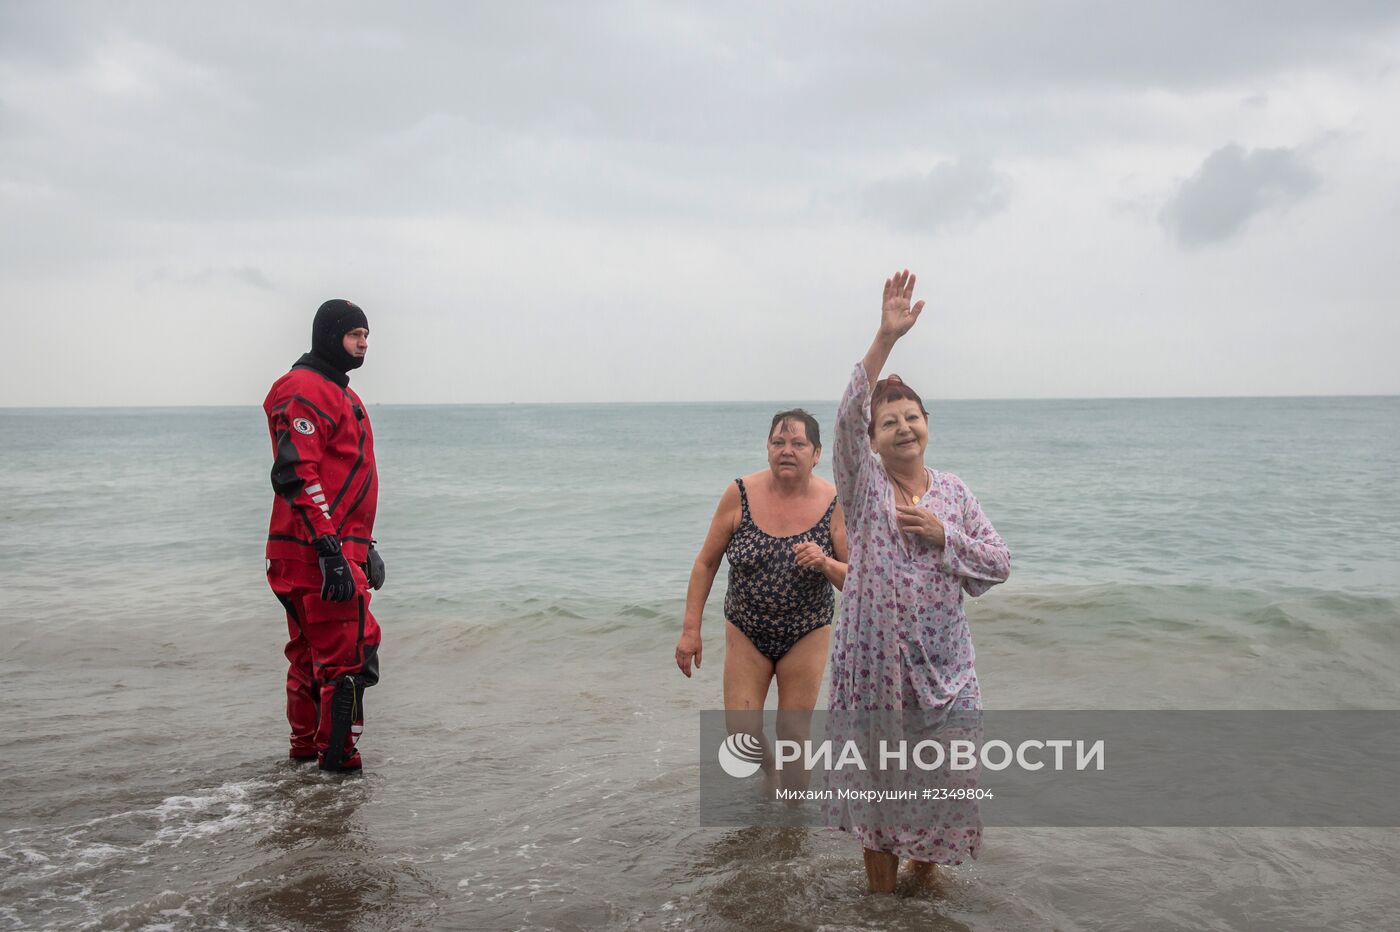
[314,535,356,602]
[364,542,386,591]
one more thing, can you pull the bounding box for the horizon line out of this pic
[3,391,1399,410]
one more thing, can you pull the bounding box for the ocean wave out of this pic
[0,777,287,929]
[970,580,1400,660]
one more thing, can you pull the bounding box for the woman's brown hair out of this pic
[869,375,928,438]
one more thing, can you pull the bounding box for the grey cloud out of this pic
[139,266,275,291]
[229,266,274,290]
[861,159,1011,233]
[1160,144,1318,246]
[1,3,1397,405]
[1,1,1397,234]
[0,2,1390,295]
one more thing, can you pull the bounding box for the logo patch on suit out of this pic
[293,418,316,435]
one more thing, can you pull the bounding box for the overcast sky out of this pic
[3,1,1398,405]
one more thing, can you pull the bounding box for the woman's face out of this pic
[767,419,820,480]
[871,399,928,467]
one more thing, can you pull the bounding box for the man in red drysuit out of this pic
[264,298,384,772]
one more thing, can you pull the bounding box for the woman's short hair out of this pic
[769,408,821,450]
[869,375,928,438]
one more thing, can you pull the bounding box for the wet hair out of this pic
[869,375,929,438]
[769,408,821,450]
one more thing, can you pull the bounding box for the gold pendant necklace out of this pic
[893,472,927,507]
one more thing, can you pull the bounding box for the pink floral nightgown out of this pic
[825,362,1011,862]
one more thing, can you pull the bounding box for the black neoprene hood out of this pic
[311,298,369,373]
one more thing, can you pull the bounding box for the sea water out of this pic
[2,397,1398,929]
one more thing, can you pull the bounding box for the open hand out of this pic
[896,504,945,547]
[880,269,925,340]
[675,630,702,677]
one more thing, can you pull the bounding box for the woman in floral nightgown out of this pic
[828,269,1011,893]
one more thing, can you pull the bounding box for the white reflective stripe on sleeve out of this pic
[312,494,326,503]
[306,484,322,495]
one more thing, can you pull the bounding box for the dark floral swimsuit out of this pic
[723,477,838,661]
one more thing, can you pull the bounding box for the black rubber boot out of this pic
[319,674,363,772]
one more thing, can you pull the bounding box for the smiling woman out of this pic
[869,375,934,510]
[827,270,1012,894]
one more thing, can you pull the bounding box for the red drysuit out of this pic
[264,361,381,767]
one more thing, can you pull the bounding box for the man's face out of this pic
[342,327,369,361]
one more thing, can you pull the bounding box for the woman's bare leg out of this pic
[723,621,776,709]
[723,622,776,771]
[773,626,829,790]
[774,625,829,711]
[863,849,899,893]
[907,859,939,891]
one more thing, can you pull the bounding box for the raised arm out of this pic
[836,270,927,520]
[834,363,875,523]
[676,482,741,677]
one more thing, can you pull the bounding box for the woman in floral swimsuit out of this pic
[675,409,849,721]
[830,270,1011,893]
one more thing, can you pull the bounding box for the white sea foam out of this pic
[1,777,281,900]
[74,843,127,863]
[152,779,265,822]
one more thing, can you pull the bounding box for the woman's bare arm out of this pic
[676,482,741,677]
